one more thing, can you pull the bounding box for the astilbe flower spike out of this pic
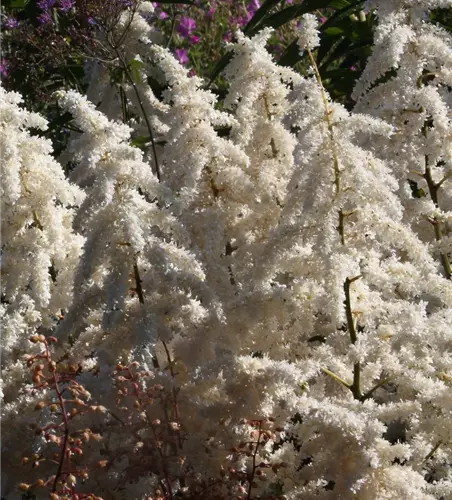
[0,85,85,495]
[2,1,452,498]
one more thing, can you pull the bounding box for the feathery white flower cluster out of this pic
[0,86,85,487]
[2,0,452,498]
[0,87,84,362]
[297,13,320,52]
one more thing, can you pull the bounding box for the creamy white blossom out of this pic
[2,1,452,498]
[297,13,321,52]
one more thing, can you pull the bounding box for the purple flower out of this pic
[175,48,189,65]
[38,11,53,24]
[231,15,247,27]
[59,0,74,12]
[207,2,216,18]
[37,0,56,10]
[247,0,260,15]
[88,16,97,25]
[177,16,196,38]
[37,0,56,23]
[5,17,19,28]
[158,11,169,20]
[190,34,200,44]
[0,59,9,78]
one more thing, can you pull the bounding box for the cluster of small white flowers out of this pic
[2,0,452,498]
[354,0,452,281]
[0,87,84,353]
[297,13,321,52]
[0,86,85,487]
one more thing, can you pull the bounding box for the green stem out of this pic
[424,164,452,279]
[165,7,178,49]
[360,377,392,401]
[109,39,161,182]
[423,441,442,462]
[307,49,341,196]
[321,368,352,389]
[344,276,362,400]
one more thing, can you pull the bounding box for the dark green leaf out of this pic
[316,31,343,66]
[2,0,28,8]
[205,52,232,88]
[278,40,303,68]
[324,27,345,35]
[330,0,351,7]
[321,0,365,28]
[319,38,351,72]
[247,0,334,35]
[129,58,144,84]
[130,136,151,150]
[243,0,282,35]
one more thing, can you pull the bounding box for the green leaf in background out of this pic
[329,0,352,8]
[246,0,334,35]
[130,136,151,151]
[2,0,28,8]
[324,26,345,35]
[321,0,365,28]
[316,26,344,66]
[129,58,144,85]
[243,0,282,36]
[278,40,302,68]
[205,52,232,89]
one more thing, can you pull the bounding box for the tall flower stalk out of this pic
[2,2,452,499]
